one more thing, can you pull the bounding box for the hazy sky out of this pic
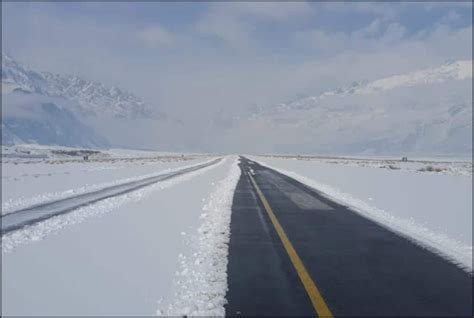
[2,2,472,120]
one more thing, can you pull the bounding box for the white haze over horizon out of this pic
[1,2,472,155]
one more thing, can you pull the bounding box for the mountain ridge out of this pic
[237,59,472,156]
[256,59,472,115]
[2,52,162,119]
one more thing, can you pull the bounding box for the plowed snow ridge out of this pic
[159,156,241,316]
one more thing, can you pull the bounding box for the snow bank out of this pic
[251,156,472,273]
[2,156,236,315]
[2,158,223,253]
[159,156,241,316]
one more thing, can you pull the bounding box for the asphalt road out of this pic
[1,158,220,235]
[226,157,472,317]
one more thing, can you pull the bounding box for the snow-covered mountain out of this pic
[2,51,471,155]
[238,60,472,156]
[2,52,161,119]
[256,60,472,115]
[2,91,109,148]
[324,60,471,96]
[1,52,174,149]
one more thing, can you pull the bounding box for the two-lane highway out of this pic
[226,157,472,316]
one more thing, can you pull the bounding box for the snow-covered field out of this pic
[2,145,211,214]
[250,155,472,272]
[260,154,472,177]
[2,146,471,316]
[1,144,207,162]
[2,149,240,315]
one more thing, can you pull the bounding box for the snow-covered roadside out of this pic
[261,155,472,177]
[159,156,241,316]
[251,156,472,273]
[2,157,214,214]
[2,157,235,316]
[2,158,223,253]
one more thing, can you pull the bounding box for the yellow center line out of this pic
[248,171,333,318]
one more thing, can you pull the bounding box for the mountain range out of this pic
[2,51,472,156]
[2,52,169,148]
[232,59,472,156]
[2,52,163,119]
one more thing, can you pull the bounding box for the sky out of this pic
[2,2,472,114]
[1,2,472,153]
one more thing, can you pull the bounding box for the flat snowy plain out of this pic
[250,155,472,272]
[2,145,209,214]
[2,144,471,316]
[2,146,240,315]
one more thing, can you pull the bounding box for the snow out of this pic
[1,82,20,94]
[2,51,158,119]
[272,59,473,108]
[2,156,238,315]
[356,60,472,95]
[2,53,177,150]
[2,147,212,214]
[263,155,472,177]
[240,60,472,156]
[160,156,241,316]
[1,143,204,159]
[250,156,472,273]
[1,158,221,253]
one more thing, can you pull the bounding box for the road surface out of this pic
[226,157,472,316]
[1,158,220,235]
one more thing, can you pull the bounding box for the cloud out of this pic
[194,2,313,50]
[138,25,175,48]
[225,2,312,20]
[357,18,384,36]
[294,29,348,53]
[1,2,471,152]
[195,11,254,51]
[294,18,407,55]
[320,2,400,21]
[422,2,473,10]
[382,23,407,42]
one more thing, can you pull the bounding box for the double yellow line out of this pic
[248,172,333,317]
